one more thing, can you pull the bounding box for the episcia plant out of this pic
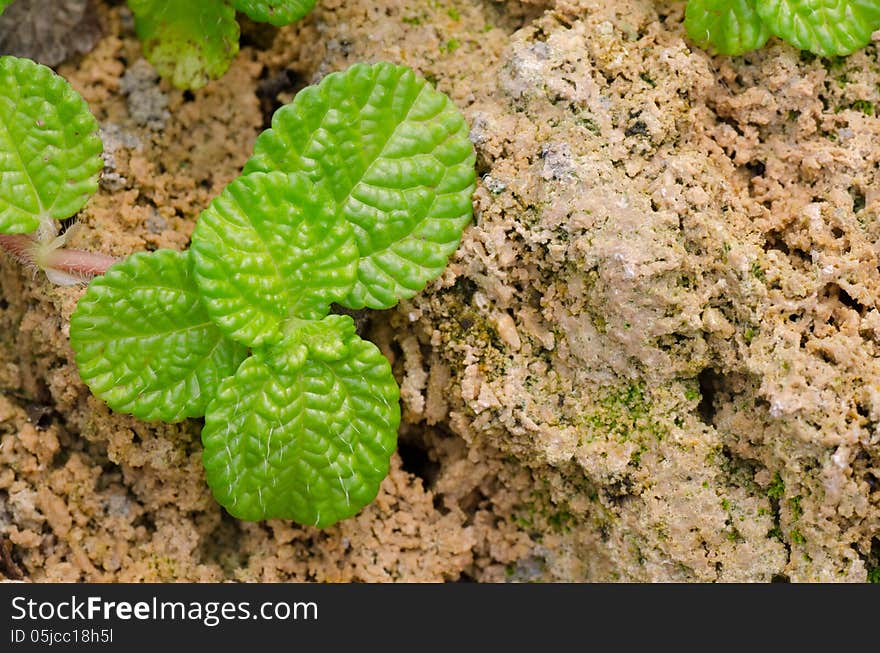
[0,0,318,90]
[0,56,476,526]
[684,0,880,57]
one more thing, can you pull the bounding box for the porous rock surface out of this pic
[0,0,102,67]
[0,0,878,582]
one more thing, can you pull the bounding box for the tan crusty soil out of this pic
[1,0,878,582]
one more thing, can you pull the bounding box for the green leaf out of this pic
[128,0,240,90]
[70,249,248,422]
[0,1,13,16]
[0,56,103,234]
[244,62,476,310]
[231,0,316,26]
[202,334,401,526]
[756,0,880,56]
[190,171,358,348]
[255,314,357,376]
[685,0,771,55]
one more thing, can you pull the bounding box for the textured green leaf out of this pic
[231,0,316,26]
[0,1,13,16]
[0,55,102,234]
[685,0,771,55]
[756,0,880,56]
[245,62,476,310]
[128,0,240,90]
[256,314,357,376]
[70,249,248,422]
[190,171,358,348]
[202,335,401,526]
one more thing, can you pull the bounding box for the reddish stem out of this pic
[0,233,117,279]
[0,234,33,265]
[44,246,118,278]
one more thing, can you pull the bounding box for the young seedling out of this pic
[685,0,880,57]
[70,62,476,527]
[127,0,317,90]
[0,55,115,284]
[0,1,318,90]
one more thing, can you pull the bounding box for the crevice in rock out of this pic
[0,536,25,580]
[200,510,250,579]
[855,537,880,583]
[397,438,440,490]
[256,66,307,130]
[850,186,866,214]
[238,15,280,51]
[696,367,721,427]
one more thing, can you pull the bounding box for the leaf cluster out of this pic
[68,62,476,526]
[686,0,880,57]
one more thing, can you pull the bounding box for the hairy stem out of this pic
[0,233,116,281]
[43,246,118,278]
[0,234,34,264]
